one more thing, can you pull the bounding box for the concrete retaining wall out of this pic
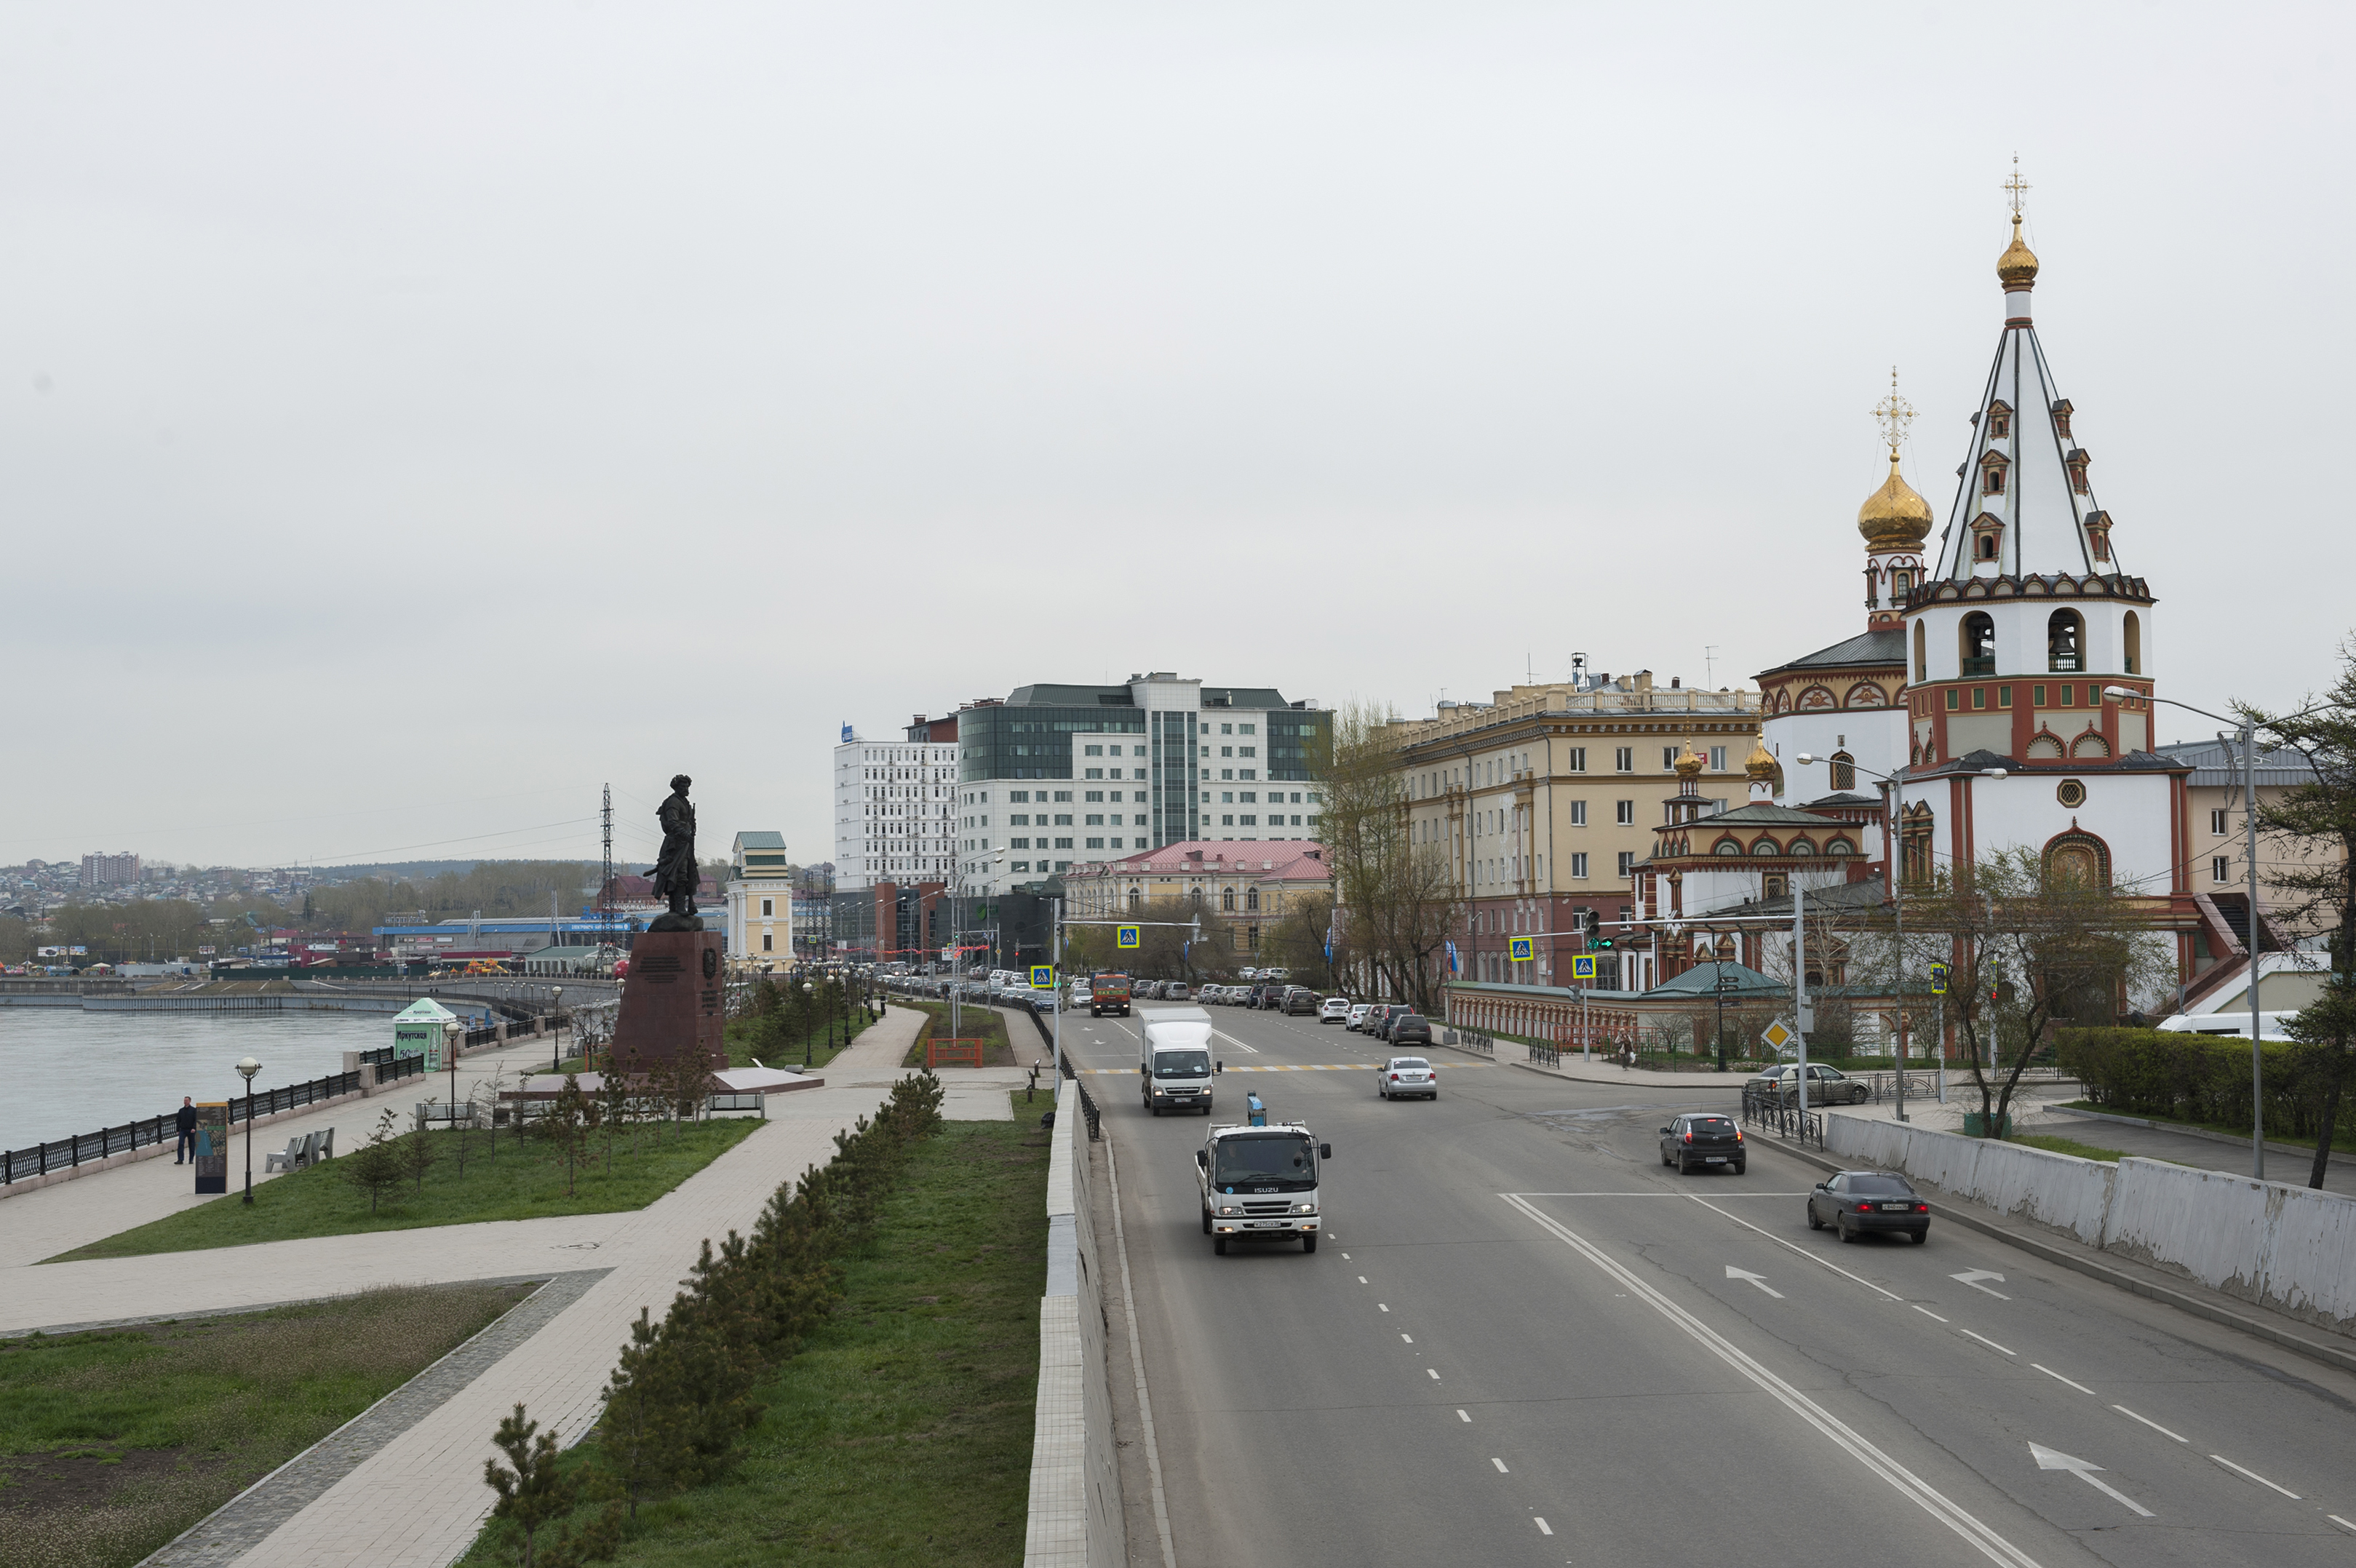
[1827,1113,2356,1335]
[1023,1078,1123,1568]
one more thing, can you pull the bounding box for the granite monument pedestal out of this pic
[610,928,728,1079]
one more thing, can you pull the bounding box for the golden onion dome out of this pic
[1858,448,1934,553]
[1674,747,1704,779]
[1745,741,1778,782]
[1997,211,2039,291]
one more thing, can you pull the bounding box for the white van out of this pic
[1140,1006,1219,1116]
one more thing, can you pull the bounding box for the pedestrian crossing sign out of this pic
[1928,962,1951,995]
[1570,954,1596,981]
[1509,936,1534,962]
[1116,926,1140,950]
[1031,965,1054,988]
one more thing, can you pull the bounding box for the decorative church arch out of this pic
[1846,682,1888,709]
[2070,731,2112,758]
[1798,685,1836,711]
[2042,829,2111,888]
[2026,729,2066,759]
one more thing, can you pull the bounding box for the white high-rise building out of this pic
[832,717,959,894]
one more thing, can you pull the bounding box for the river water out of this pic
[0,1008,434,1153]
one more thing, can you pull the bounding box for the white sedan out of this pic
[1346,1003,1373,1030]
[1318,997,1352,1024]
[1377,1056,1438,1100]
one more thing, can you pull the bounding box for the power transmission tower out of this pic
[600,784,615,941]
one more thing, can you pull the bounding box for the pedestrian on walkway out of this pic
[175,1097,198,1163]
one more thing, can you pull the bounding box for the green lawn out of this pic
[461,1102,1048,1567]
[46,1117,762,1263]
[0,1283,528,1568]
[901,1000,1023,1068]
[2060,1099,2335,1153]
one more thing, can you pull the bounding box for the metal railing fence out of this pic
[2,1070,362,1187]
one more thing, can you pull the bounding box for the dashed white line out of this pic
[1401,1334,1414,1343]
[1427,1369,1441,1380]
[2328,1513,2356,1534]
[2112,1406,2186,1443]
[1958,1329,2016,1357]
[1913,1306,1950,1323]
[1457,1409,1471,1422]
[2209,1454,2300,1499]
[1379,1304,1390,1313]
[1534,1518,1553,1536]
[1357,1276,1367,1284]
[2031,1364,2098,1397]
[1491,1457,1508,1472]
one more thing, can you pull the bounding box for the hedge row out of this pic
[479,1070,948,1567]
[2055,1027,2340,1137]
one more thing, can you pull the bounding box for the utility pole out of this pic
[599,784,614,947]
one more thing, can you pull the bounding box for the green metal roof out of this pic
[1641,961,1786,1000]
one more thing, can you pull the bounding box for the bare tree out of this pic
[1314,701,1462,1011]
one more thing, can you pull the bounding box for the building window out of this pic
[1054,838,1073,849]
[1973,688,1986,710]
[1053,790,1072,803]
[1054,813,1073,826]
[1615,800,1634,825]
[1239,768,1257,780]
[1569,800,1587,826]
[1571,852,1590,879]
[2058,685,2075,707]
[2032,685,2046,707]
[1222,814,1234,826]
[1084,814,1103,826]
[1616,851,1634,877]
[760,898,773,917]
[2210,808,2228,835]
[1083,768,1103,779]
[1614,747,1634,772]
[1222,887,1235,910]
[2047,609,2085,673]
[1708,747,1727,772]
[1083,745,1102,756]
[1241,815,1257,827]
[1011,837,1030,849]
[1246,889,1261,912]
[1239,723,1256,734]
[1011,790,1030,803]
[1662,746,1678,769]
[1011,861,1030,873]
[1567,747,1588,772]
[2213,855,2231,883]
[1240,747,1257,757]
[1987,403,2012,439]
[1914,620,1927,682]
[1960,612,1997,675]
[2123,610,2141,674]
[1086,837,1104,849]
[1830,752,1855,792]
[1241,792,1257,803]
[1220,746,1233,757]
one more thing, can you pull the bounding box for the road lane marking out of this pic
[1379,1304,1390,1312]
[1427,1369,1441,1380]
[2031,1364,2098,1397]
[1914,1306,1950,1323]
[1726,1265,1784,1298]
[1357,1276,1366,1284]
[1534,1518,1552,1536]
[1681,1193,1905,1302]
[1951,1269,2011,1300]
[1104,1125,1179,1568]
[1492,1457,1508,1472]
[2328,1513,2356,1534]
[2209,1454,2300,1499]
[1959,1329,2016,1357]
[2031,1444,2152,1517]
[1457,1409,1471,1422]
[1503,1193,2042,1568]
[2112,1406,2186,1443]
[1211,1031,1259,1054]
[1401,1334,1414,1343]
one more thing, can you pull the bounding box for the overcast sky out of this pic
[5,3,2349,874]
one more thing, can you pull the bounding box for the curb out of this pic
[1749,1129,2356,1380]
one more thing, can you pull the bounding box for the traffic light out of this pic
[1582,909,1601,941]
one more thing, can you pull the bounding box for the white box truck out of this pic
[1139,1006,1218,1116]
[1196,1118,1332,1254]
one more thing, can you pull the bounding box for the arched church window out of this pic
[2122,611,2141,675]
[1787,837,1818,858]
[1987,401,2013,440]
[1245,888,1260,912]
[1713,838,1743,856]
[2047,610,2084,674]
[1914,621,1927,682]
[1960,613,1997,676]
[2043,831,2109,889]
[1824,837,1856,856]
[1751,840,1781,857]
[1831,752,1856,791]
[1221,887,1235,911]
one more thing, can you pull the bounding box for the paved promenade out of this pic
[5,1005,1024,1568]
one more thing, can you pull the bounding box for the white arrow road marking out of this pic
[2031,1444,2154,1517]
[1505,1194,2042,1567]
[1725,1265,1785,1297]
[1951,1269,2011,1299]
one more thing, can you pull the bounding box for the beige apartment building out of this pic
[1374,670,1763,988]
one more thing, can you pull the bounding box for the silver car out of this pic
[1377,1056,1438,1101]
[1751,1062,1870,1105]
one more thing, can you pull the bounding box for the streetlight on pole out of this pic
[234,1055,261,1204]
[2105,688,2331,1180]
[1796,755,2007,1123]
[444,1018,463,1126]
[550,985,564,1072]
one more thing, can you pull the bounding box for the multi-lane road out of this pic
[1061,1000,2356,1567]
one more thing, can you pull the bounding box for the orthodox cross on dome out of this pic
[1872,366,1915,456]
[2005,156,2030,218]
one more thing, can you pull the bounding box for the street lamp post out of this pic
[1797,754,2007,1123]
[235,1055,261,1204]
[444,1018,463,1126]
[551,985,564,1072]
[2106,688,2331,1180]
[803,981,817,1069]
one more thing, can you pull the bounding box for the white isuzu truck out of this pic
[1139,1005,1219,1116]
[1196,1118,1332,1254]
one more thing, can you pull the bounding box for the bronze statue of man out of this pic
[648,773,700,928]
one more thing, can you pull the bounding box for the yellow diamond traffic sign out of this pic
[1761,1019,1795,1051]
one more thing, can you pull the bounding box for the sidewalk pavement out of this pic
[10,1004,955,1568]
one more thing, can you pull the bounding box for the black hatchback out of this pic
[1807,1171,1930,1243]
[1659,1113,1744,1174]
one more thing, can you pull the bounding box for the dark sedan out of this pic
[1388,1013,1433,1048]
[1658,1113,1744,1174]
[1807,1171,1930,1243]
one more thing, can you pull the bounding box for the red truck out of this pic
[1091,973,1132,1016]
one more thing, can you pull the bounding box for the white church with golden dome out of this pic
[1629,178,2194,986]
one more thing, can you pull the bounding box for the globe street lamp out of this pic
[234,1055,261,1204]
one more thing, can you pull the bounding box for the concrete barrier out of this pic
[1023,1078,1123,1568]
[1827,1112,2356,1336]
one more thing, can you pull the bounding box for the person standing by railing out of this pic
[175,1097,197,1163]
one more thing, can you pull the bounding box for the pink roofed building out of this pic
[1062,841,1332,958]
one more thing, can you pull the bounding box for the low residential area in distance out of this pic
[13,12,2356,1568]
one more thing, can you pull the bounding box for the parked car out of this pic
[1283,987,1319,1016]
[1658,1113,1746,1175]
[1164,982,1191,1000]
[1346,1003,1374,1030]
[1807,1171,1930,1243]
[1377,1055,1438,1100]
[1246,984,1277,1009]
[1389,1013,1433,1047]
[1751,1062,1871,1105]
[1318,997,1351,1024]
[1372,1004,1412,1040]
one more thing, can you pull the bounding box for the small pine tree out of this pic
[544,1073,592,1197]
[341,1107,404,1214]
[482,1403,620,1567]
[596,1070,631,1177]
[401,1118,439,1195]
